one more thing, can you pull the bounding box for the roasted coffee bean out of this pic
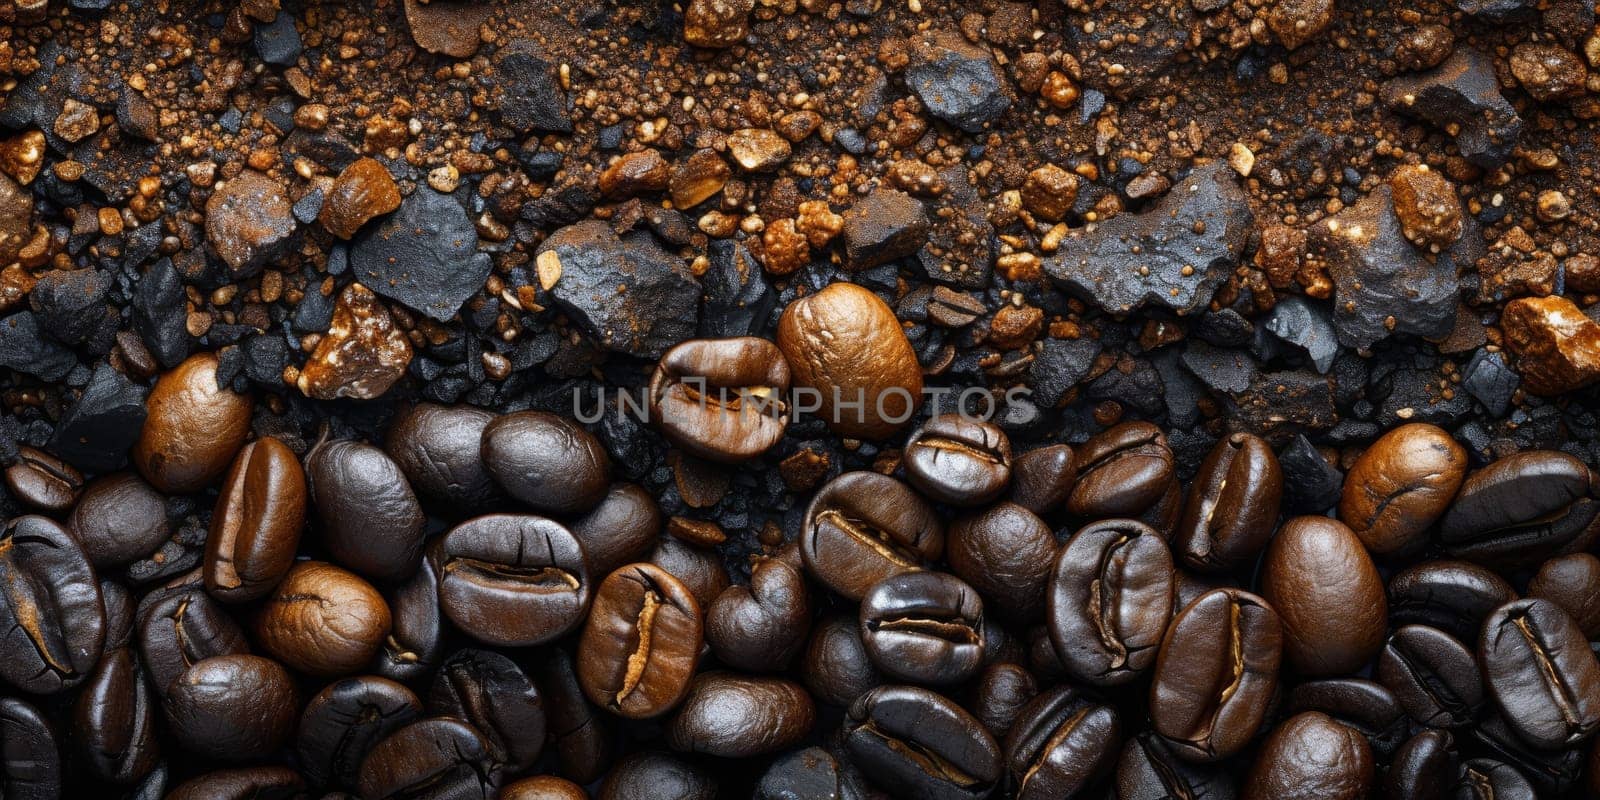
[133,352,253,493]
[74,647,160,784]
[4,446,82,513]
[598,752,717,800]
[1115,732,1237,800]
[1260,516,1386,676]
[1171,569,1235,618]
[1004,686,1120,800]
[571,483,663,578]
[69,472,169,569]
[1068,422,1177,526]
[648,336,791,462]
[859,570,985,686]
[306,437,427,584]
[1455,759,1536,800]
[1479,597,1600,749]
[99,579,135,650]
[649,535,730,610]
[204,436,305,602]
[666,672,815,757]
[385,402,501,511]
[502,776,590,800]
[1174,433,1282,572]
[481,411,611,515]
[1385,730,1458,800]
[706,556,811,671]
[357,717,501,800]
[1049,519,1173,686]
[371,555,442,683]
[801,471,943,601]
[803,614,883,707]
[136,578,250,694]
[971,662,1037,740]
[1440,450,1600,567]
[1378,625,1483,728]
[255,561,391,676]
[1338,423,1466,556]
[756,746,874,800]
[947,502,1056,621]
[777,282,923,440]
[296,676,421,789]
[165,767,303,800]
[1387,560,1517,644]
[1468,712,1582,795]
[1528,553,1600,637]
[433,514,591,647]
[1287,679,1407,760]
[577,563,702,719]
[843,684,1002,800]
[535,647,615,785]
[1,698,61,800]
[0,515,105,693]
[429,648,545,772]
[903,414,1013,506]
[163,654,296,761]
[1007,444,1076,515]
[1243,711,1373,800]
[1150,589,1282,762]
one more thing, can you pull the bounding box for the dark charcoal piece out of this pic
[30,268,110,346]
[494,39,572,134]
[1278,434,1342,513]
[1454,0,1530,18]
[49,363,147,473]
[353,188,494,322]
[537,220,700,359]
[132,259,191,368]
[253,12,303,67]
[700,240,776,338]
[905,32,1011,133]
[1180,342,1257,394]
[1461,348,1520,416]
[916,165,996,289]
[0,311,77,381]
[1383,48,1522,168]
[1028,338,1101,408]
[841,188,930,271]
[1261,296,1339,374]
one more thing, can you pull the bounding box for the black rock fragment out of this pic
[494,39,572,134]
[1027,338,1101,408]
[905,32,1012,133]
[1461,348,1520,416]
[1383,48,1522,168]
[49,363,147,473]
[841,188,930,271]
[1453,0,1530,17]
[1180,342,1258,394]
[353,188,494,322]
[1194,308,1255,347]
[0,312,77,381]
[700,240,776,338]
[30,268,110,346]
[1262,296,1339,374]
[1226,370,1336,443]
[132,258,191,369]
[1278,434,1343,513]
[254,12,303,67]
[115,88,159,141]
[915,166,995,289]
[538,220,700,359]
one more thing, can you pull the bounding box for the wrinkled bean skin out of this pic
[1150,589,1282,762]
[802,614,883,707]
[776,282,923,440]
[1175,433,1282,572]
[571,483,663,578]
[482,411,611,515]
[204,437,305,603]
[163,654,296,761]
[843,685,1002,800]
[598,752,717,800]
[578,563,702,719]
[4,446,83,513]
[1440,451,1600,567]
[1004,687,1120,800]
[73,647,160,785]
[69,472,169,569]
[801,472,944,601]
[1479,598,1600,750]
[1529,553,1600,638]
[296,676,421,790]
[649,337,792,462]
[1338,423,1467,557]
[385,402,501,511]
[948,502,1056,622]
[165,767,303,800]
[1,698,61,800]
[859,571,985,686]
[0,515,105,694]
[357,717,501,800]
[1007,444,1076,515]
[133,352,253,494]
[706,556,811,671]
[903,415,1013,507]
[428,648,545,772]
[1243,712,1373,800]
[1049,519,1173,687]
[1378,625,1483,729]
[254,561,391,676]
[306,438,427,584]
[433,514,591,647]
[665,672,816,758]
[971,662,1037,740]
[1067,422,1175,521]
[1387,560,1517,644]
[1116,732,1236,800]
[1385,730,1457,800]
[1261,516,1387,677]
[1287,678,1408,761]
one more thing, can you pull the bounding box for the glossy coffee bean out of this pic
[1151,589,1282,762]
[535,647,615,785]
[1050,519,1174,687]
[1455,759,1536,800]
[1174,433,1282,572]
[1440,450,1600,567]
[1287,679,1407,760]
[133,352,253,493]
[306,437,427,583]
[1529,553,1600,637]
[1468,711,1581,795]
[1004,686,1120,800]
[756,747,874,800]
[777,282,923,440]
[204,437,305,602]
[802,614,883,707]
[0,515,105,693]
[859,571,985,686]
[433,514,591,647]
[801,471,943,601]
[255,561,391,676]
[1378,625,1483,728]
[947,502,1056,622]
[666,672,815,757]
[296,676,421,789]
[577,563,702,719]
[136,577,249,694]
[706,556,811,671]
[74,647,160,784]
[598,752,717,800]
[357,717,501,800]
[1260,516,1386,676]
[482,411,610,515]
[971,662,1037,740]
[371,555,442,683]
[649,336,791,462]
[1115,732,1236,800]
[4,446,82,512]
[844,684,1001,800]
[163,654,296,761]
[0,699,60,800]
[1243,711,1373,800]
[502,776,589,800]
[385,402,500,510]
[165,767,303,800]
[1387,560,1517,644]
[1007,444,1076,515]
[1338,423,1466,556]
[1479,598,1600,749]
[1067,422,1175,521]
[429,648,545,772]
[571,483,663,578]
[69,472,169,568]
[1385,730,1458,800]
[903,415,1013,506]
[649,536,730,610]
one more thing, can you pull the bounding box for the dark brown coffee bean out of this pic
[165,767,304,800]
[1068,421,1176,523]
[947,502,1056,621]
[69,472,169,569]
[133,352,253,493]
[1385,729,1458,800]
[1260,516,1386,677]
[860,570,985,686]
[502,776,589,800]
[1243,711,1373,800]
[777,282,923,440]
[1468,711,1580,795]
[371,555,442,683]
[1440,450,1600,567]
[1005,686,1120,800]
[1007,444,1076,515]
[598,752,717,800]
[357,717,501,800]
[255,561,391,676]
[163,654,296,761]
[1151,589,1282,762]
[1338,423,1467,556]
[0,699,60,800]
[4,445,82,512]
[1529,553,1600,637]
[429,648,545,772]
[136,576,250,695]
[571,482,663,578]
[1455,759,1536,800]
[204,436,305,602]
[801,471,943,601]
[1479,598,1600,749]
[756,747,875,800]
[433,514,590,647]
[535,647,615,785]
[1049,519,1173,687]
[971,662,1037,740]
[1378,624,1483,728]
[74,647,160,785]
[648,336,791,462]
[482,410,611,515]
[1287,678,1408,760]
[665,672,815,757]
[1116,732,1237,800]
[306,437,427,583]
[903,414,1013,506]
[1387,559,1517,644]
[577,563,702,719]
[843,684,1001,800]
[0,515,105,694]
[649,535,730,610]
[706,556,811,671]
[802,614,883,707]
[385,402,501,510]
[296,676,421,789]
[1174,432,1282,572]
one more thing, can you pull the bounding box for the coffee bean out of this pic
[1378,624,1483,728]
[534,647,615,785]
[1068,421,1177,527]
[306,437,427,583]
[133,352,253,493]
[1260,515,1386,676]
[577,563,702,719]
[598,752,717,800]
[296,676,421,789]
[843,684,1001,800]
[429,648,546,772]
[971,662,1037,740]
[385,402,501,511]
[649,535,730,610]
[1387,559,1517,644]
[947,502,1056,621]
[255,561,391,676]
[1243,712,1373,800]
[777,282,923,440]
[1004,686,1120,800]
[1287,678,1408,760]
[69,472,169,568]
[502,776,589,800]
[1049,519,1174,687]
[73,645,159,785]
[1480,598,1600,749]
[136,577,250,695]
[0,699,60,800]
[706,556,811,671]
[1150,589,1282,762]
[357,717,501,800]
[1385,730,1458,800]
[666,672,815,757]
[648,336,791,462]
[433,514,591,647]
[0,515,105,694]
[163,654,296,761]
[1469,711,1582,795]
[756,747,873,800]
[860,570,985,686]
[1115,732,1237,800]
[481,411,611,515]
[1007,444,1076,515]
[1174,432,1282,572]
[1456,759,1537,800]
[204,436,305,602]
[4,445,83,512]
[166,767,304,800]
[903,414,1013,506]
[1338,423,1466,556]
[1529,553,1600,637]
[802,614,883,707]
[1441,450,1600,567]
[571,483,664,578]
[801,471,943,601]
[371,555,443,684]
